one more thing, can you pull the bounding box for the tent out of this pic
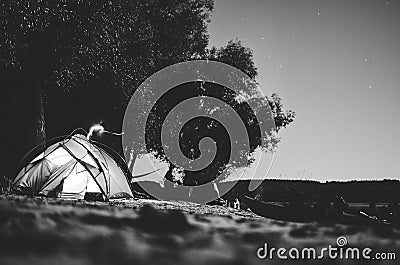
[13,134,133,200]
[131,154,169,184]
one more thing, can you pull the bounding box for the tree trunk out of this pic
[35,83,46,151]
[126,146,137,176]
[2,74,46,179]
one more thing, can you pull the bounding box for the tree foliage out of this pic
[146,40,295,186]
[208,40,295,145]
[207,39,258,79]
[0,0,294,189]
[1,0,213,91]
[0,0,213,178]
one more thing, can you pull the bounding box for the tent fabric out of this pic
[14,158,56,195]
[39,160,78,197]
[14,134,133,200]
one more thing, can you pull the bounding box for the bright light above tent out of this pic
[87,124,124,140]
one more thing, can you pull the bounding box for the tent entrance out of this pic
[59,163,102,200]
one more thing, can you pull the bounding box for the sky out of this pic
[206,0,400,181]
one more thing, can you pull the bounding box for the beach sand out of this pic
[1,195,399,265]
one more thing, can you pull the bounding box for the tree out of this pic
[1,0,293,192]
[0,0,214,178]
[143,40,295,186]
[120,0,214,171]
[1,0,143,178]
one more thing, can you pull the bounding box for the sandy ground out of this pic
[1,195,399,265]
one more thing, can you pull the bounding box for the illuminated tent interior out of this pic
[14,134,133,200]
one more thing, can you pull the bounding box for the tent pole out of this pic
[60,144,108,200]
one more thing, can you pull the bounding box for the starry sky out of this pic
[207,0,400,181]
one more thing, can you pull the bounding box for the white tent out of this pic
[14,134,133,200]
[131,154,169,184]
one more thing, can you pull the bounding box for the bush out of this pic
[0,176,12,195]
